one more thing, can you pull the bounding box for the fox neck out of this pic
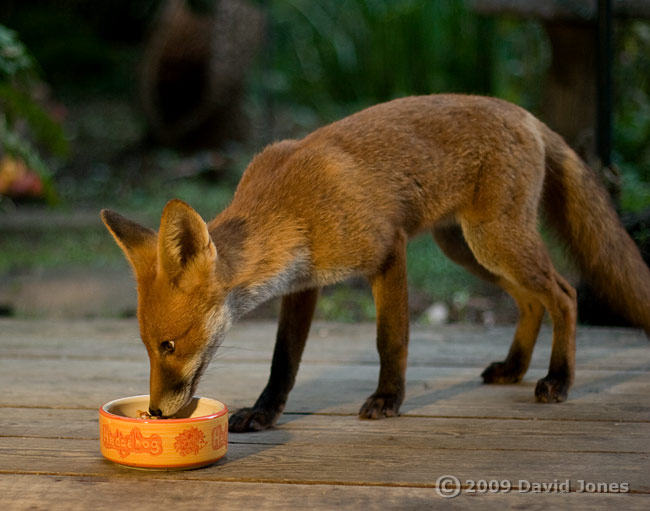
[208,213,312,320]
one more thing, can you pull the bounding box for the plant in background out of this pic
[614,21,650,213]
[265,0,488,119]
[261,0,549,120]
[0,24,67,205]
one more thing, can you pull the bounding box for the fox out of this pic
[101,94,650,432]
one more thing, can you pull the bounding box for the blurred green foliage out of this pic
[614,21,650,212]
[266,0,489,120]
[263,0,548,118]
[0,24,67,204]
[0,25,33,76]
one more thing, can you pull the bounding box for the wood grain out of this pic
[1,474,647,511]
[1,319,648,509]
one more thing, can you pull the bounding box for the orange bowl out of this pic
[99,395,228,470]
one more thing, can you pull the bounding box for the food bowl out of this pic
[99,395,228,470]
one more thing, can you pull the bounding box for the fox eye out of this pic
[160,340,175,354]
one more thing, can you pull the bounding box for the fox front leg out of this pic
[359,230,409,419]
[229,288,319,432]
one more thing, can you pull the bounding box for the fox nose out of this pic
[148,407,163,418]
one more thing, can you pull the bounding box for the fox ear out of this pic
[158,199,217,283]
[101,209,157,276]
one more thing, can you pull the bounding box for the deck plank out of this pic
[1,319,648,370]
[2,408,649,454]
[0,357,648,421]
[1,474,646,511]
[1,436,648,492]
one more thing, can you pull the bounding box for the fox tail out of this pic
[541,125,650,335]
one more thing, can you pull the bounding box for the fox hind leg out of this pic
[481,284,545,384]
[433,224,545,384]
[532,272,577,402]
[459,219,577,402]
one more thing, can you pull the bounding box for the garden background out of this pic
[1,0,648,324]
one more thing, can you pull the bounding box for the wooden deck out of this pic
[1,318,649,509]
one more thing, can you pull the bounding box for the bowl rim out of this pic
[100,394,228,424]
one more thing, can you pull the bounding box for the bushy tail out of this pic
[541,125,650,335]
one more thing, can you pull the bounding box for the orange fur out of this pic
[102,94,650,426]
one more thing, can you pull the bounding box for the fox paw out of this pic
[228,407,280,432]
[359,392,402,420]
[535,376,569,403]
[481,361,523,384]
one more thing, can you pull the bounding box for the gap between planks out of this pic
[0,406,648,423]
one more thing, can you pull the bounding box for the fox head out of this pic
[101,199,230,418]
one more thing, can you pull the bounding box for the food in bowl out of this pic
[99,395,228,470]
[136,409,159,420]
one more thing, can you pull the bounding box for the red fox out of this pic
[102,94,650,431]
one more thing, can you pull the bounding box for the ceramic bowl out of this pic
[99,395,228,470]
